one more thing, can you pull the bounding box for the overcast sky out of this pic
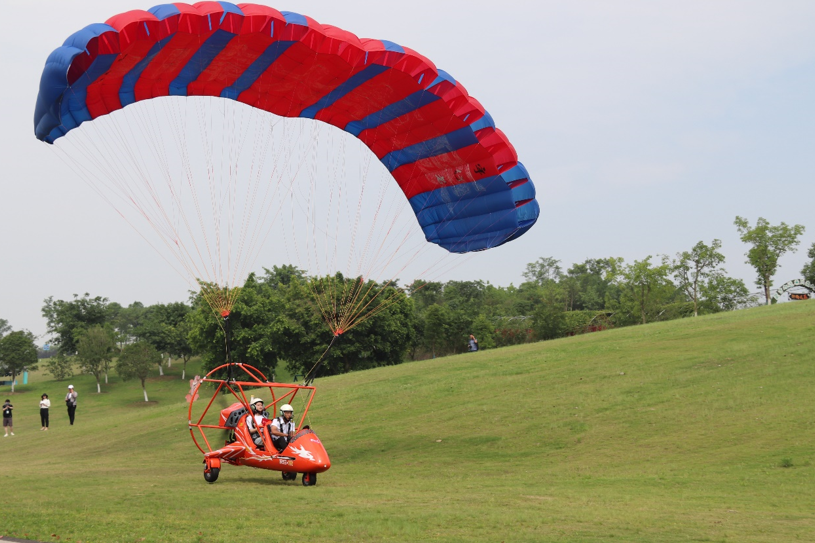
[1,1,814,340]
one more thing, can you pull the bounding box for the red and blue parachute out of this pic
[34,2,538,254]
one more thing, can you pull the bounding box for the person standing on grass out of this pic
[2,399,13,436]
[39,393,50,431]
[468,334,479,352]
[65,385,78,425]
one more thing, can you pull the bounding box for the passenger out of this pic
[245,397,269,450]
[270,404,296,452]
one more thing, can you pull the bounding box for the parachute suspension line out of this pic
[328,131,347,324]
[235,113,287,282]
[221,311,235,383]
[50,145,191,283]
[336,148,369,320]
[303,333,339,387]
[197,96,224,288]
[159,97,222,287]
[223,94,255,293]
[289,127,412,336]
[303,73,393,336]
[54,113,217,288]
[232,106,275,287]
[153,98,235,312]
[343,137,434,332]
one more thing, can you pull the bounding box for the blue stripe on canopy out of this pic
[380,126,478,172]
[469,110,495,132]
[344,90,440,137]
[168,29,235,96]
[300,64,390,119]
[220,41,295,100]
[120,37,174,107]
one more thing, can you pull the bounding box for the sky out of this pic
[1,1,814,340]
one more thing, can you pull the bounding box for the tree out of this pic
[408,280,444,312]
[76,325,115,393]
[136,302,192,375]
[44,354,74,381]
[564,258,622,311]
[617,256,673,325]
[801,242,815,284]
[671,240,726,317]
[523,257,562,285]
[173,318,195,380]
[531,282,567,340]
[0,331,38,393]
[423,304,452,358]
[442,280,486,314]
[262,264,306,287]
[42,293,112,354]
[112,301,145,349]
[734,216,805,305]
[117,341,161,402]
[700,275,755,313]
[0,319,11,338]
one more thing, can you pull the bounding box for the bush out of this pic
[44,354,73,381]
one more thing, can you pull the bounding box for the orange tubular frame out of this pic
[188,363,317,455]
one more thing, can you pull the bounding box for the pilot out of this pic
[270,404,296,452]
[246,397,269,449]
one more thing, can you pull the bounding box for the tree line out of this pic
[1,216,812,390]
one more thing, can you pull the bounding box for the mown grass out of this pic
[2,301,814,542]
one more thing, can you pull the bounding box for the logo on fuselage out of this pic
[290,444,315,461]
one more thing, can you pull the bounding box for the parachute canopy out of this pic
[34,2,539,254]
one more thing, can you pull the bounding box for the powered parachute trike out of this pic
[188,360,330,486]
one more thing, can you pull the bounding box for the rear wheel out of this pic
[282,471,296,481]
[204,467,220,483]
[302,472,317,486]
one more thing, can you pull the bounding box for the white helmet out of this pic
[249,396,264,407]
[280,404,294,414]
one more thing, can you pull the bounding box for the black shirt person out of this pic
[2,399,13,437]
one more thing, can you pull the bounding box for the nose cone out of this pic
[287,432,331,473]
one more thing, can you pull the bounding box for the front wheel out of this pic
[204,467,220,483]
[282,471,296,481]
[302,472,317,486]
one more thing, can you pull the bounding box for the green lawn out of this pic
[2,301,814,542]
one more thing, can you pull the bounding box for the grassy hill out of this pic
[2,301,814,542]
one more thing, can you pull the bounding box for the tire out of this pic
[282,471,296,481]
[302,472,316,486]
[204,467,220,483]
